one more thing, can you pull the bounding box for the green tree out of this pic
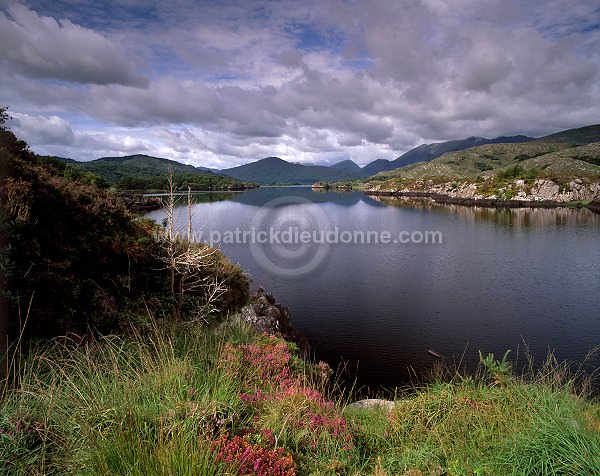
[0,106,11,129]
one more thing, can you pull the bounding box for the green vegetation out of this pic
[567,200,593,207]
[2,118,599,475]
[62,154,248,191]
[115,172,245,191]
[572,154,600,167]
[0,125,248,343]
[77,154,203,183]
[475,162,493,172]
[2,323,598,475]
[494,164,539,182]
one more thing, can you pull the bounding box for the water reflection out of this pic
[230,186,385,208]
[144,187,600,392]
[374,196,600,229]
[148,187,386,208]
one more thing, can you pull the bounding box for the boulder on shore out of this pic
[234,289,310,354]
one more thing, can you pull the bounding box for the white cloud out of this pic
[10,112,75,145]
[0,4,148,86]
[3,0,599,167]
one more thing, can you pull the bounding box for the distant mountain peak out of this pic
[330,159,362,172]
[220,156,363,184]
[391,134,535,168]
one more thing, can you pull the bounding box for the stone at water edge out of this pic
[587,200,600,213]
[347,399,395,411]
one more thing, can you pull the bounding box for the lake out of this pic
[145,187,600,393]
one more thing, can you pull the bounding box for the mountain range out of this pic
[367,124,600,185]
[60,124,600,186]
[220,156,362,184]
[224,125,600,183]
[218,135,539,183]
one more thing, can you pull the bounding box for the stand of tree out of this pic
[116,172,245,191]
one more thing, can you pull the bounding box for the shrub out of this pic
[479,350,512,386]
[494,165,539,184]
[574,154,600,166]
[0,128,249,342]
[475,162,493,172]
[495,164,525,181]
[218,335,354,473]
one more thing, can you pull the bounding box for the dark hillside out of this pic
[221,156,362,183]
[0,129,248,343]
[71,154,243,190]
[536,124,600,144]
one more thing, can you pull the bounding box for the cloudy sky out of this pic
[1,0,599,167]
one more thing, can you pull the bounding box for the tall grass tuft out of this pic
[0,320,254,475]
[342,349,600,475]
[1,324,599,476]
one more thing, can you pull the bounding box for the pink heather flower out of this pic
[213,432,296,476]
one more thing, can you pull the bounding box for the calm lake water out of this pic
[145,187,600,393]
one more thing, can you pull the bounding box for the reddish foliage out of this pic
[213,431,296,476]
[222,335,354,451]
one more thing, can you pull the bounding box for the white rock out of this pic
[347,399,395,411]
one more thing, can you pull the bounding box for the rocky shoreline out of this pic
[365,178,600,211]
[118,193,163,213]
[233,287,311,354]
[365,189,567,208]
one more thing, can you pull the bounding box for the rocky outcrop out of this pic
[366,178,600,207]
[311,182,329,189]
[366,190,560,208]
[528,179,600,202]
[118,193,163,213]
[234,288,310,354]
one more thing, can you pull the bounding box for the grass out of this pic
[567,200,592,207]
[1,321,250,475]
[1,323,599,475]
[362,141,600,196]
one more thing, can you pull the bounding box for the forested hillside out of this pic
[0,125,248,343]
